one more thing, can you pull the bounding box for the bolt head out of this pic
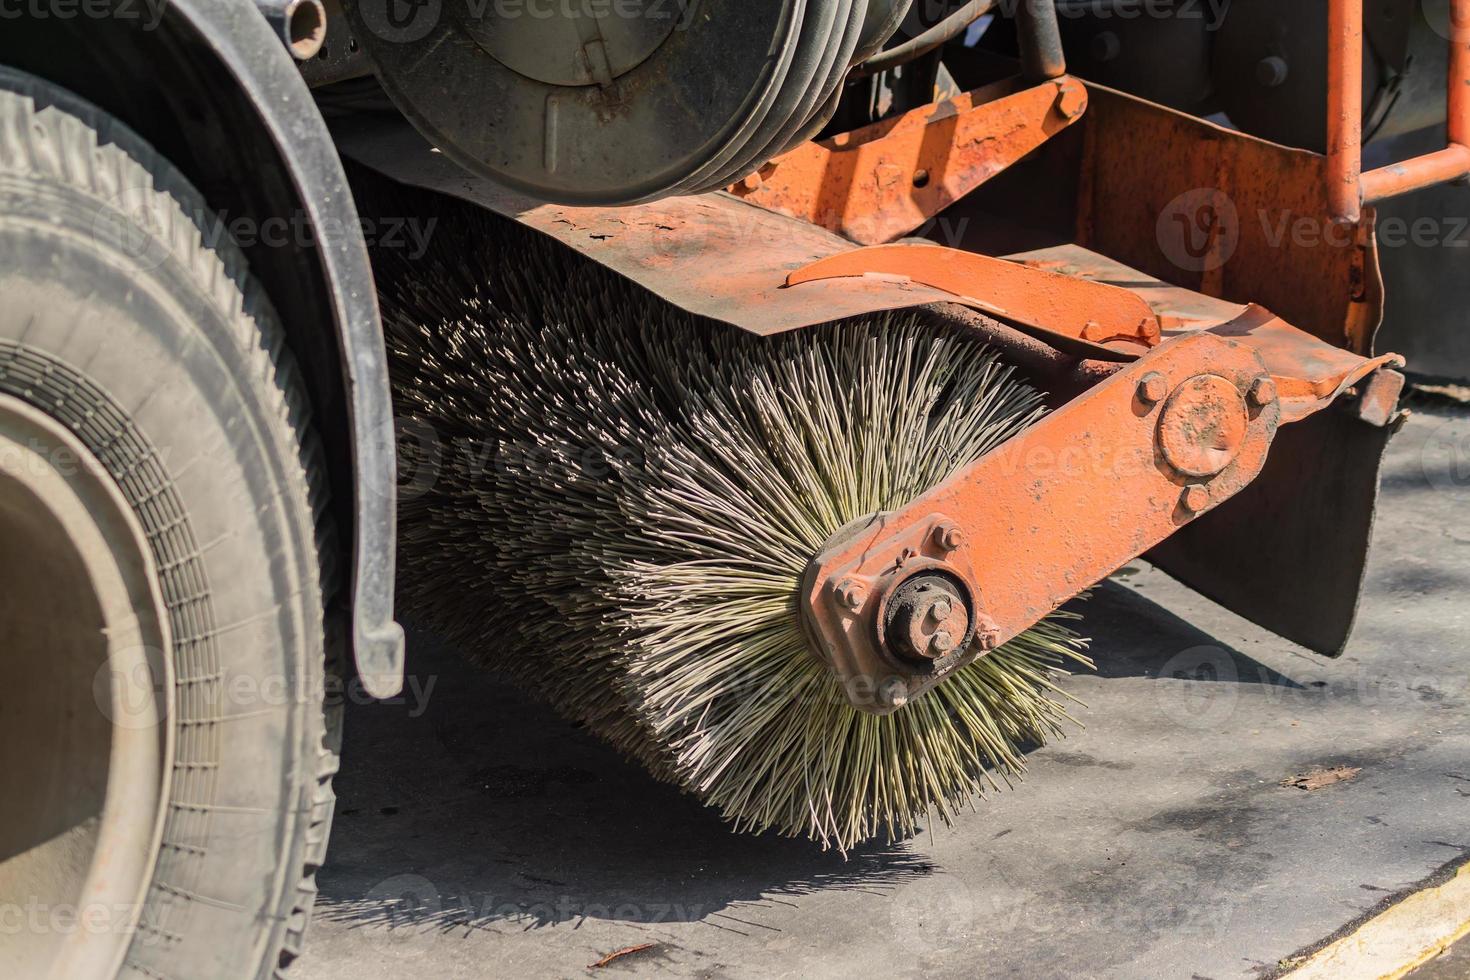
[1181,484,1211,513]
[1137,372,1168,405]
[1256,55,1289,88]
[932,522,964,552]
[832,577,866,611]
[928,630,957,657]
[1058,81,1088,118]
[1249,377,1278,408]
[880,677,909,709]
[971,613,1000,652]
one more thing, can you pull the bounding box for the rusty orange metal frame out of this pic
[1329,0,1470,222]
[727,77,1088,245]
[787,242,1161,353]
[802,332,1281,714]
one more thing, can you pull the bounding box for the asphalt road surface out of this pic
[296,401,1470,980]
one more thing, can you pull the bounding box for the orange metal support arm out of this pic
[1329,0,1470,222]
[802,333,1281,714]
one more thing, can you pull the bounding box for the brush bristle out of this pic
[373,193,1091,852]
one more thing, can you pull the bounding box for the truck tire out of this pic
[0,65,339,978]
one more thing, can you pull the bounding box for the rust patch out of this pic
[1282,766,1363,791]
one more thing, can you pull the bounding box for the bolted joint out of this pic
[1248,376,1278,408]
[883,573,973,663]
[1137,372,1169,405]
[931,521,964,553]
[1181,484,1211,513]
[832,577,867,611]
[972,613,1001,652]
[879,677,909,709]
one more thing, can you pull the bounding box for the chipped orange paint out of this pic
[786,242,1162,353]
[728,77,1089,245]
[803,333,1282,714]
[1329,0,1470,221]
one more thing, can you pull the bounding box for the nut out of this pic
[1249,376,1278,408]
[972,614,1001,652]
[832,577,866,610]
[1057,81,1087,119]
[1137,372,1168,405]
[931,522,964,553]
[885,574,971,662]
[1181,484,1211,513]
[880,677,909,709]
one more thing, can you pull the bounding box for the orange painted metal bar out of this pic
[1330,0,1470,222]
[802,333,1280,714]
[1327,0,1364,223]
[1362,144,1470,202]
[727,77,1088,246]
[786,243,1162,353]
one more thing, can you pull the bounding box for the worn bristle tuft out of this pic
[371,189,1091,852]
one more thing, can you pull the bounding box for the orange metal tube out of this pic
[1334,0,1470,215]
[1362,144,1470,202]
[1362,0,1470,203]
[1452,0,1470,146]
[1327,0,1364,224]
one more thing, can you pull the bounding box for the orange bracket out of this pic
[801,332,1279,715]
[787,242,1162,354]
[729,77,1089,246]
[1329,0,1470,221]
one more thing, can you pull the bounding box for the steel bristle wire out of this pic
[374,196,1092,853]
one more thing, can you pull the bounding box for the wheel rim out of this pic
[0,393,172,979]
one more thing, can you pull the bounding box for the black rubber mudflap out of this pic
[1148,390,1404,657]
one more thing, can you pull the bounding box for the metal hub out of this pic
[462,1,679,88]
[0,394,170,978]
[1156,374,1249,478]
[884,574,972,662]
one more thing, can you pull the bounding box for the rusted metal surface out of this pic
[786,241,1161,355]
[334,118,960,334]
[1205,305,1403,423]
[725,77,1088,246]
[1326,0,1364,225]
[1014,245,1403,423]
[344,118,1400,429]
[791,241,1402,424]
[1076,84,1384,356]
[1331,0,1470,221]
[1149,394,1403,656]
[802,333,1281,714]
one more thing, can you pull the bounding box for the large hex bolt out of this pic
[884,574,973,662]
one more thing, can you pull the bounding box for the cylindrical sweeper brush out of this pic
[369,185,1091,852]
